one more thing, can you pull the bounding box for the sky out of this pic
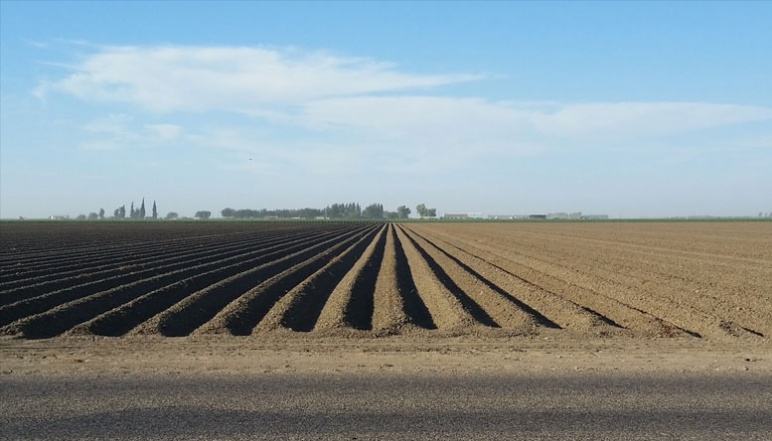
[1,1,771,219]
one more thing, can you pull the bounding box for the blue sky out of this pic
[1,1,770,219]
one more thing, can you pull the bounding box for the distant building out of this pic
[486,212,607,220]
[443,212,485,220]
[548,212,587,220]
[488,214,527,220]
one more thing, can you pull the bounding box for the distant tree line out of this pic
[221,207,326,220]
[112,199,159,220]
[78,208,106,221]
[71,200,437,221]
[73,198,165,220]
[220,202,425,220]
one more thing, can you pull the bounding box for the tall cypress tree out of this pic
[139,198,146,220]
[152,200,157,219]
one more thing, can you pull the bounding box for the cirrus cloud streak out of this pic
[36,45,482,112]
[36,44,772,172]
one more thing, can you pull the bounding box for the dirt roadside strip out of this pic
[1,335,770,377]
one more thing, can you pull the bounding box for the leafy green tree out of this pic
[397,206,411,219]
[165,212,179,220]
[98,208,105,219]
[416,204,427,218]
[195,210,212,220]
[114,205,126,219]
[235,209,259,218]
[221,208,236,218]
[88,212,99,220]
[76,214,87,220]
[416,204,436,219]
[297,208,323,219]
[363,203,384,219]
[325,202,362,219]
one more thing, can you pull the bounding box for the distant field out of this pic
[1,221,770,340]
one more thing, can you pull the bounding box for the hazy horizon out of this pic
[2,2,771,220]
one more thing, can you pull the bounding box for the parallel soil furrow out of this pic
[412,227,622,332]
[393,226,480,331]
[0,227,340,320]
[397,226,499,328]
[73,229,360,337]
[426,223,770,338]
[453,232,734,338]
[372,224,435,332]
[401,226,541,333]
[0,228,351,336]
[459,229,769,337]
[411,225,697,338]
[0,229,299,291]
[0,224,330,275]
[0,229,316,304]
[66,227,351,337]
[367,225,410,333]
[1,221,768,341]
[190,227,374,336]
[404,227,560,329]
[0,231,219,270]
[313,225,388,332]
[138,225,375,336]
[262,227,382,332]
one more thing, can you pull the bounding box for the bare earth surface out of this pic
[1,221,771,439]
[2,222,770,340]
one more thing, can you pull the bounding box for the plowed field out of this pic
[1,221,770,340]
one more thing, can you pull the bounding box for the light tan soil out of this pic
[2,334,770,377]
[407,222,772,340]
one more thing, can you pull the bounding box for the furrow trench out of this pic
[393,225,479,331]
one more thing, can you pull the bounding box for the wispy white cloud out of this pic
[80,140,121,151]
[304,97,772,139]
[299,96,772,164]
[24,39,50,49]
[144,124,183,141]
[37,45,481,112]
[186,128,369,175]
[80,114,183,150]
[528,102,772,140]
[80,114,136,150]
[83,113,135,137]
[37,44,772,174]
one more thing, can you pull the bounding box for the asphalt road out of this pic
[2,372,770,440]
